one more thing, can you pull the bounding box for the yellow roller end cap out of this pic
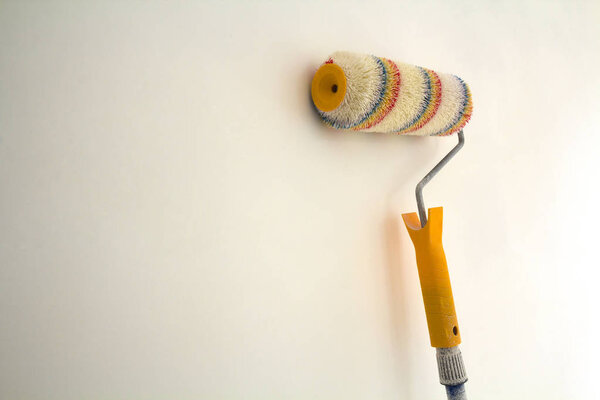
[311,63,347,112]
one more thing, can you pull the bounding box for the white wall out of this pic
[1,1,599,399]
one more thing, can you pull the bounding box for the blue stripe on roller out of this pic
[430,76,469,136]
[392,66,431,133]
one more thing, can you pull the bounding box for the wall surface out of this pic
[1,1,599,399]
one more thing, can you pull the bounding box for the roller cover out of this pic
[402,207,461,348]
[311,51,473,136]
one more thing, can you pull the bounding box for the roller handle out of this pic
[402,207,461,348]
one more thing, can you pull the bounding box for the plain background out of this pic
[1,1,599,399]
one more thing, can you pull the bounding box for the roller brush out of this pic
[311,51,473,400]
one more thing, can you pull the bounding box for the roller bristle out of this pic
[315,51,473,136]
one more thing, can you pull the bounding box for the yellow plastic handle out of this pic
[402,207,461,348]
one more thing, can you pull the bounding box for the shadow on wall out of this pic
[383,211,413,399]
